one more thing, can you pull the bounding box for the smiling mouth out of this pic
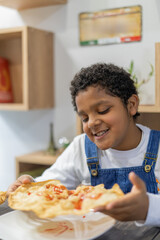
[94,129,109,137]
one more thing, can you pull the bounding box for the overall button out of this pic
[91,169,98,176]
[145,165,151,172]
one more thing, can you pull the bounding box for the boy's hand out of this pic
[6,175,34,197]
[94,172,149,221]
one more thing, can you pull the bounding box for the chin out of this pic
[95,143,109,150]
[99,146,108,150]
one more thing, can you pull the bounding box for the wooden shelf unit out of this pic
[15,150,60,178]
[0,26,54,110]
[138,42,160,112]
[0,0,67,10]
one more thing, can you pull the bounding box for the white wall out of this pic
[0,0,160,190]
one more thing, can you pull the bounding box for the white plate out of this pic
[0,210,115,240]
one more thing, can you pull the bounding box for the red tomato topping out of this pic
[68,190,75,195]
[45,194,54,200]
[45,184,67,194]
[74,199,83,210]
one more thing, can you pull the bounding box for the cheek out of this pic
[108,111,129,129]
[82,123,93,138]
[104,113,120,125]
[82,123,88,134]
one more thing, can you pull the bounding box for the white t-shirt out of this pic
[36,124,160,226]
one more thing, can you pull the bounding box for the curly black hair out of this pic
[70,63,140,119]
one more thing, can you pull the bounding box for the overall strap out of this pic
[143,130,160,173]
[85,135,99,177]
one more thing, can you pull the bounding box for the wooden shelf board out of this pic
[0,0,67,10]
[0,103,28,111]
[16,150,60,165]
[138,105,160,113]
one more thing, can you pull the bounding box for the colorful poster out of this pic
[79,5,142,46]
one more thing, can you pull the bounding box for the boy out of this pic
[7,63,160,225]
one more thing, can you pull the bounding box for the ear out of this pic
[127,94,139,116]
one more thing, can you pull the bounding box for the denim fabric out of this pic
[85,130,160,194]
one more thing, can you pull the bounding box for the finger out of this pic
[94,205,107,212]
[129,172,146,192]
[6,175,34,197]
[94,204,133,219]
[106,194,137,209]
[95,192,137,212]
[6,182,22,197]
[22,178,32,184]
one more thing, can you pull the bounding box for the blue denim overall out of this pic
[85,130,160,194]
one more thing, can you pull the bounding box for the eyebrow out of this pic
[77,100,110,116]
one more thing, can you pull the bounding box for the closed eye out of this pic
[82,117,88,123]
[98,107,111,114]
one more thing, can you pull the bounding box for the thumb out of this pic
[129,172,146,192]
[22,178,32,184]
[19,175,34,184]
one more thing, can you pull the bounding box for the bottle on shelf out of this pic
[46,123,57,155]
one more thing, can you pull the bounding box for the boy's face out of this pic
[76,86,139,151]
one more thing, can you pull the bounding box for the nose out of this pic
[88,115,101,128]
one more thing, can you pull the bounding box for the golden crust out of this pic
[8,180,124,219]
[0,191,7,205]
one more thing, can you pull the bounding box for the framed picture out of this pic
[79,5,142,46]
